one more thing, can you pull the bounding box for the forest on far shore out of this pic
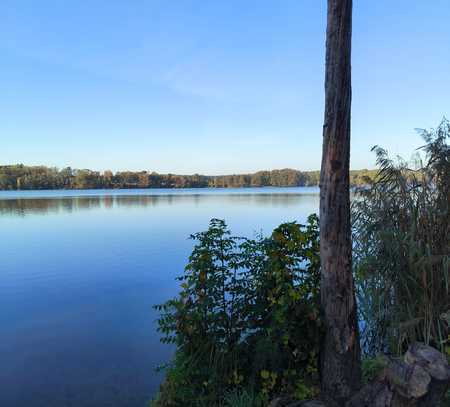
[0,165,377,190]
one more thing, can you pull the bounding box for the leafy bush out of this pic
[152,215,321,406]
[353,119,449,356]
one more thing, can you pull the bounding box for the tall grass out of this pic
[352,119,449,356]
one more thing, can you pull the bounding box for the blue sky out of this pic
[1,1,449,174]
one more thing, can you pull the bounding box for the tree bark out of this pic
[319,0,361,404]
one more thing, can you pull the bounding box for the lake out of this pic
[0,187,319,407]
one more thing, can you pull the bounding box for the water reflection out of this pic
[0,188,319,407]
[0,192,318,216]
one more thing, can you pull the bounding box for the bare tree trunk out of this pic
[319,0,361,404]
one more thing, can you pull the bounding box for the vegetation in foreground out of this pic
[153,215,322,406]
[152,120,449,406]
[354,119,450,357]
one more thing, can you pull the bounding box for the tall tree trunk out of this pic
[319,0,361,404]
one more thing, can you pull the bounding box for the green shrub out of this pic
[152,215,321,406]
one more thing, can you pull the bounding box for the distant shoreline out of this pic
[0,165,377,191]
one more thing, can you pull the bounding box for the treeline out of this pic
[0,165,377,190]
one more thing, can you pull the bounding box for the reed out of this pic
[352,119,449,356]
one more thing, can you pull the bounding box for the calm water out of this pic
[0,187,319,407]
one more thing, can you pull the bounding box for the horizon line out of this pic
[0,163,377,177]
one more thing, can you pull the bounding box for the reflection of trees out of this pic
[0,192,320,217]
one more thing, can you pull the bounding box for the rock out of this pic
[272,343,449,407]
[385,358,430,399]
[346,381,393,407]
[346,342,450,407]
[404,342,450,381]
[269,396,297,407]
